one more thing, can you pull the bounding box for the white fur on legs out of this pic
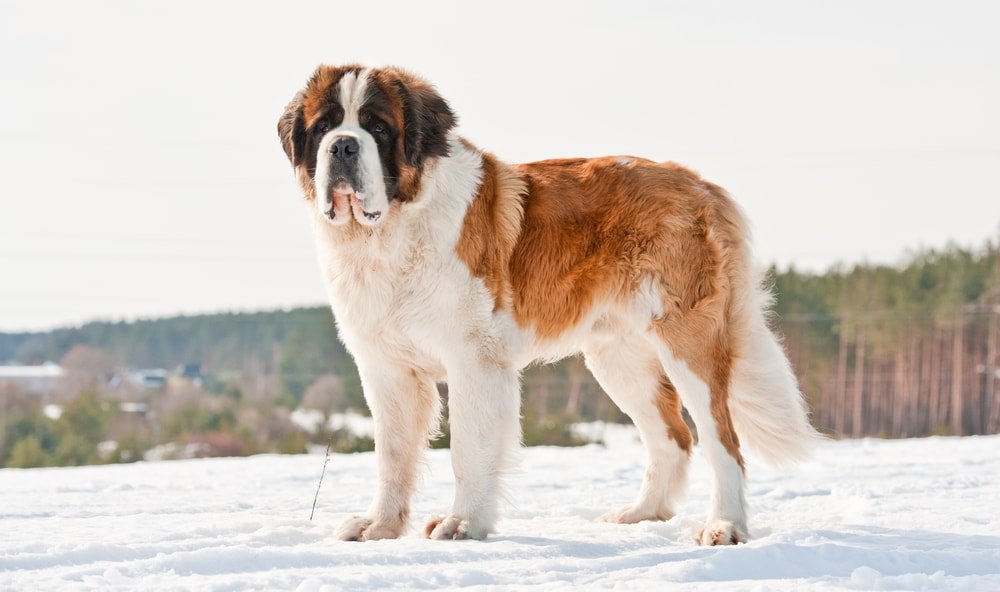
[335,363,439,541]
[584,331,690,524]
[426,364,520,540]
[333,515,378,541]
[656,345,748,545]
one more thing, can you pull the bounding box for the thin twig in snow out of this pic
[310,439,332,521]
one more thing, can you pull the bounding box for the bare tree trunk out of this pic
[878,356,890,435]
[818,369,830,434]
[987,306,999,434]
[836,324,849,436]
[893,347,906,435]
[920,325,934,434]
[928,328,943,432]
[871,345,881,434]
[971,322,984,435]
[937,329,950,428]
[951,321,964,435]
[533,367,551,417]
[852,327,866,437]
[565,363,583,416]
[989,234,1000,434]
[905,335,920,437]
[872,358,883,435]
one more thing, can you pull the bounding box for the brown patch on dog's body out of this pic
[458,150,746,468]
[455,151,526,311]
[656,375,693,453]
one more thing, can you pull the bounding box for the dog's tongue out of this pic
[330,181,355,221]
[332,180,354,195]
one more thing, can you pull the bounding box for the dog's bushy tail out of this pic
[727,267,825,468]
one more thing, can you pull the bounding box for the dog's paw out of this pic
[599,504,673,524]
[333,515,403,541]
[695,520,747,546]
[423,514,488,540]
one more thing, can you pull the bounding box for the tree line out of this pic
[773,243,999,437]
[2,241,997,440]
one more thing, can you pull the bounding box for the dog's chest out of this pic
[321,235,466,361]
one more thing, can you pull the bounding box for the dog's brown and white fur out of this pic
[278,64,820,545]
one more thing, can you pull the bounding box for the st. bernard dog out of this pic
[278,64,819,545]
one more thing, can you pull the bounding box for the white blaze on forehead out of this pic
[338,68,372,125]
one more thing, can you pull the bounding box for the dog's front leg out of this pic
[425,364,520,540]
[335,364,439,541]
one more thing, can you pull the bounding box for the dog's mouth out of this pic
[326,179,381,224]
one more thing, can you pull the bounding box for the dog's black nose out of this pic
[330,137,359,159]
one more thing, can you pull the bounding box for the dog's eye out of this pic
[314,122,330,136]
[372,122,387,135]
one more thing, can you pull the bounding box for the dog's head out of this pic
[278,65,456,227]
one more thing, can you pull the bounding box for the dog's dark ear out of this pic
[395,77,456,166]
[277,90,307,166]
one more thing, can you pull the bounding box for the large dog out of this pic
[278,64,819,545]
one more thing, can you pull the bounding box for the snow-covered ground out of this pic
[290,410,376,439]
[2,431,999,591]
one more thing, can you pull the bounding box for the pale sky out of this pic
[1,0,998,331]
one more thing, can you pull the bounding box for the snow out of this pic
[325,412,374,438]
[290,410,376,438]
[2,431,999,591]
[42,404,63,421]
[290,408,326,434]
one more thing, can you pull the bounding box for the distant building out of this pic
[108,367,181,394]
[130,369,169,390]
[0,362,64,397]
[176,363,203,387]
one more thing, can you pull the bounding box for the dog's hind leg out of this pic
[583,327,692,524]
[651,311,750,545]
